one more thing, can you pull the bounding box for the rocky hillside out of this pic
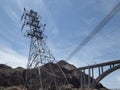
[0,60,106,90]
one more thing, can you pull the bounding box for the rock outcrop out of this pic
[0,61,106,90]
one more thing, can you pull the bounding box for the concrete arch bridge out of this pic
[76,60,120,89]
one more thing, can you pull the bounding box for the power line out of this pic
[66,1,120,60]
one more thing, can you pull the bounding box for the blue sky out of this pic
[0,0,120,89]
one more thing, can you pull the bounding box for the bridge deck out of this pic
[77,60,120,70]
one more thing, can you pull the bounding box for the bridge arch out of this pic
[91,64,120,88]
[78,60,120,89]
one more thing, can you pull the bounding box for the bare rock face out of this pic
[0,64,12,69]
[57,60,76,70]
[0,60,105,89]
[5,86,22,90]
[0,64,24,87]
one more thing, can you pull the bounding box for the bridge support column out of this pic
[91,68,94,78]
[83,70,85,87]
[88,67,91,88]
[98,67,101,75]
[80,70,83,88]
[101,66,103,74]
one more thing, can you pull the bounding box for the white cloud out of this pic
[101,70,120,88]
[40,0,60,37]
[0,45,27,68]
[5,7,20,28]
[16,0,25,12]
[68,57,86,68]
[116,75,120,81]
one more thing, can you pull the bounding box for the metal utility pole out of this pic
[21,9,56,90]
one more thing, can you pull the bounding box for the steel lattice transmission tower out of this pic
[21,9,58,90]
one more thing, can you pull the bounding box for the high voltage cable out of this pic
[66,1,120,60]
